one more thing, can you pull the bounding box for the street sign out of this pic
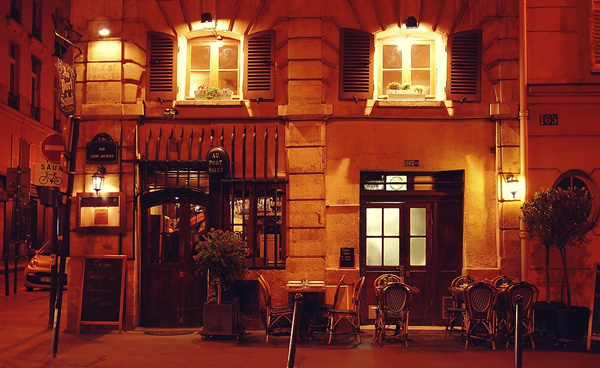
[41,133,65,163]
[33,163,65,187]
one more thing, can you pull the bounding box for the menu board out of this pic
[340,248,355,268]
[588,263,600,350]
[79,255,126,332]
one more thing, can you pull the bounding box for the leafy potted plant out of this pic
[194,228,248,335]
[521,186,595,341]
[386,82,426,100]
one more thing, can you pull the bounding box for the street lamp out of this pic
[91,165,106,194]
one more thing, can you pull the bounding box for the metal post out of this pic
[287,293,303,368]
[514,295,523,368]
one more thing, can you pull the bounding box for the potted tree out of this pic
[521,186,595,342]
[194,228,248,336]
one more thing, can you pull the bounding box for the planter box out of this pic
[552,305,589,343]
[386,89,425,101]
[202,298,240,336]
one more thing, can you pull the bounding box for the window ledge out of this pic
[176,99,244,106]
[375,99,446,108]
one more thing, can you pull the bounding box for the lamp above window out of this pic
[201,12,216,30]
[404,16,418,29]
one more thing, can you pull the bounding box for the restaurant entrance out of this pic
[360,171,464,326]
[140,189,209,326]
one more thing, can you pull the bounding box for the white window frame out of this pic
[375,31,446,100]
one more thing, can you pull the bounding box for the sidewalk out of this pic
[1,286,599,368]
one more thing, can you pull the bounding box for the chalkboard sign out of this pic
[340,248,355,268]
[79,255,126,332]
[588,263,600,350]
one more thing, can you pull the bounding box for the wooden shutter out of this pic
[591,1,600,72]
[147,32,176,101]
[447,30,482,102]
[340,29,373,100]
[244,30,274,100]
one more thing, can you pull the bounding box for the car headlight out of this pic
[29,258,38,268]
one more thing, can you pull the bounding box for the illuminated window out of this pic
[186,38,239,98]
[379,37,435,96]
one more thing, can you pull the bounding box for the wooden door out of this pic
[140,190,209,327]
[361,200,463,326]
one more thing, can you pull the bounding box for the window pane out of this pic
[411,70,430,93]
[410,207,426,236]
[366,238,382,266]
[411,45,430,68]
[219,45,238,69]
[189,71,210,96]
[383,71,403,90]
[383,44,402,68]
[410,238,426,266]
[190,46,210,69]
[366,208,382,236]
[383,238,399,266]
[219,71,238,92]
[383,208,400,236]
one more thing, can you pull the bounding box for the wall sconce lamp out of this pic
[505,174,519,199]
[404,16,418,29]
[98,28,110,37]
[201,12,216,30]
[92,165,106,194]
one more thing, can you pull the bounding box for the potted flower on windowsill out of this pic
[194,228,248,336]
[386,82,426,100]
[194,86,234,101]
[521,186,595,342]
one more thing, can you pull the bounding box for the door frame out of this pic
[139,188,210,326]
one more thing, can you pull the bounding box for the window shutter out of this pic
[340,29,373,100]
[591,1,600,72]
[447,30,482,102]
[147,32,176,101]
[244,30,274,100]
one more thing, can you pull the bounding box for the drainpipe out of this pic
[519,0,529,281]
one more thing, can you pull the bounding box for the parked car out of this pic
[23,237,68,291]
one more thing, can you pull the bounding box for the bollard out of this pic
[287,293,303,368]
[514,295,523,368]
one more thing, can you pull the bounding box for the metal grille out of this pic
[138,122,287,268]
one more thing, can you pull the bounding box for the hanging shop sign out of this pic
[205,147,230,179]
[55,59,76,117]
[86,133,118,164]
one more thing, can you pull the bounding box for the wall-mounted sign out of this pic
[205,147,230,179]
[86,133,118,163]
[55,59,76,117]
[77,192,125,234]
[340,247,355,268]
[405,159,419,167]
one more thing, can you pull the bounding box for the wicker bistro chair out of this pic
[444,275,478,339]
[310,274,346,335]
[373,273,404,296]
[463,281,498,350]
[502,281,539,349]
[491,275,519,288]
[373,282,414,347]
[258,274,293,342]
[326,276,365,344]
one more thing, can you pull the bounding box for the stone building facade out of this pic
[2,0,599,332]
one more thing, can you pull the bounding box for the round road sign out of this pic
[41,133,65,163]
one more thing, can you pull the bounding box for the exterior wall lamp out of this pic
[92,165,106,194]
[201,12,215,30]
[505,173,519,199]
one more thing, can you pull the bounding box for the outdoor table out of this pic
[286,281,326,339]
